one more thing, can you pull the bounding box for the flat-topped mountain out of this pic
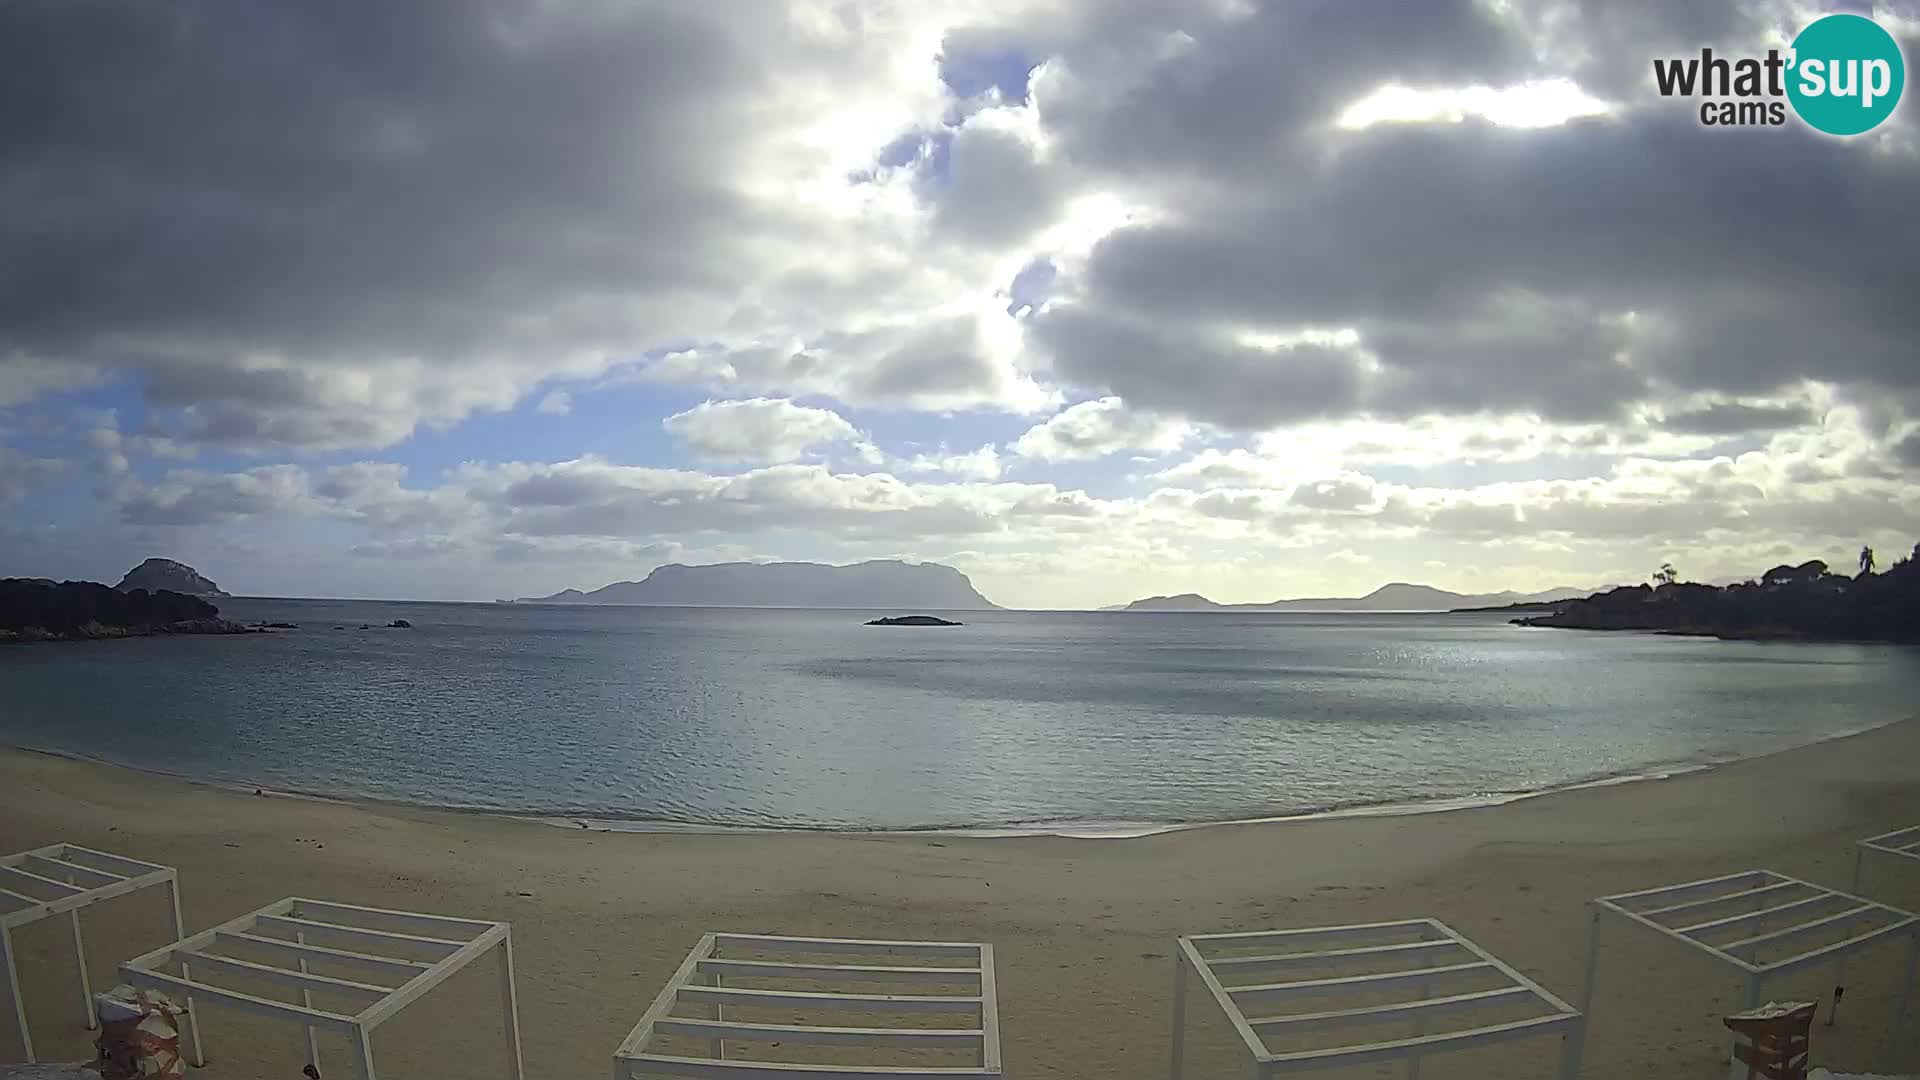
[1122,582,1595,613]
[520,559,999,610]
[116,557,229,597]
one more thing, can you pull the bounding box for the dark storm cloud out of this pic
[1029,305,1365,429]
[1035,60,1920,428]
[1030,0,1538,183]
[0,0,849,447]
[1896,433,1920,471]
[1661,401,1820,436]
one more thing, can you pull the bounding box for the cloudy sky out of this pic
[2,0,1918,608]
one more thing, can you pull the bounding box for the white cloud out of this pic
[1335,79,1612,130]
[0,353,102,408]
[0,447,62,504]
[901,444,1003,480]
[663,398,864,464]
[1012,397,1190,462]
[6,0,1920,606]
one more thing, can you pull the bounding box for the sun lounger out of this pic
[1169,918,1584,1079]
[614,932,1001,1078]
[0,844,191,1064]
[1586,871,1920,1068]
[119,897,522,1080]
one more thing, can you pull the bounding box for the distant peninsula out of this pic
[2,564,253,643]
[1119,582,1595,613]
[866,615,962,626]
[1515,550,1920,643]
[116,557,230,597]
[518,559,999,610]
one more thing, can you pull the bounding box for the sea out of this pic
[3,599,1917,834]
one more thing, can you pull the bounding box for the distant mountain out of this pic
[1121,582,1596,613]
[116,558,229,598]
[518,560,1000,610]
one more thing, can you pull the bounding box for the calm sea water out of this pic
[2,600,1917,831]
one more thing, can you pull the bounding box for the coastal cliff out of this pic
[0,578,250,642]
[1516,549,1920,643]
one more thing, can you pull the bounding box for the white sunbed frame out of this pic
[1834,826,1920,1026]
[1582,870,1920,1059]
[120,896,523,1080]
[0,842,196,1065]
[614,932,1002,1079]
[1169,918,1586,1079]
[1852,826,1920,894]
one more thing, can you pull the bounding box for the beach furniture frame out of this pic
[0,843,194,1065]
[120,896,523,1080]
[1169,918,1585,1079]
[1833,827,1920,1026]
[1582,870,1920,1057]
[1850,826,1920,894]
[614,932,1001,1079]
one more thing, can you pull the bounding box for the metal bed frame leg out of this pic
[166,877,206,1067]
[1562,908,1600,1080]
[295,930,320,1076]
[499,933,525,1080]
[2,924,34,1063]
[1558,1015,1588,1080]
[71,908,96,1031]
[349,1024,378,1080]
[1407,964,1430,1080]
[1831,845,1866,1027]
[1888,931,1919,1064]
[1169,950,1188,1080]
[1728,974,1764,1068]
[710,971,726,1062]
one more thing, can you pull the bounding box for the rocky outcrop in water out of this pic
[0,579,252,642]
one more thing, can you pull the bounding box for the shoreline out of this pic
[7,710,1904,839]
[2,719,1919,1077]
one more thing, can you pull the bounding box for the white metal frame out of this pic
[120,896,523,1080]
[1834,827,1920,1027]
[0,842,196,1065]
[1851,826,1920,894]
[1582,869,1920,1059]
[1169,918,1585,1079]
[614,932,1002,1079]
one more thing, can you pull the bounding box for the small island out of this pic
[865,615,962,626]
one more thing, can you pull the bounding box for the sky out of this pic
[2,0,1918,609]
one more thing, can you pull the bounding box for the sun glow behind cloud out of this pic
[1336,79,1613,130]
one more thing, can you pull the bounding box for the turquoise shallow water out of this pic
[2,600,1917,830]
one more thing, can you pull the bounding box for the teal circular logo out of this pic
[1787,13,1905,136]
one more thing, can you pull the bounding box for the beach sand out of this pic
[2,721,1918,1079]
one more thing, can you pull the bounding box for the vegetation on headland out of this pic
[0,578,253,642]
[1516,543,1920,643]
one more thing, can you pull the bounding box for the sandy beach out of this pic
[2,722,1918,1079]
